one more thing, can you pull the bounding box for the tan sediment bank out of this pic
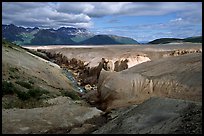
[28,44,202,111]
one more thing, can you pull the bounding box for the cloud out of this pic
[2,2,202,41]
[170,18,183,22]
[2,2,92,28]
[56,2,201,17]
[107,19,120,24]
[3,2,202,28]
[56,2,95,14]
[90,16,202,42]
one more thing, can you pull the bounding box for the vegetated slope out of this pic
[2,24,40,45]
[2,39,105,134]
[71,34,94,43]
[109,35,138,44]
[183,36,202,43]
[2,24,28,42]
[2,39,80,108]
[148,36,202,44]
[148,38,183,44]
[80,34,138,45]
[30,29,76,45]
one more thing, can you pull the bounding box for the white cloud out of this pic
[2,2,202,41]
[2,2,92,28]
[56,2,202,17]
[3,2,202,27]
[90,15,202,42]
[170,18,183,22]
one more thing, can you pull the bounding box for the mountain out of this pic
[2,24,93,45]
[183,36,202,43]
[2,24,138,45]
[80,34,138,45]
[2,24,30,42]
[109,35,138,44]
[30,29,76,45]
[148,38,183,44]
[148,36,202,44]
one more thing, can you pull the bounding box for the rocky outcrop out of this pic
[164,49,202,57]
[87,53,202,111]
[92,97,202,134]
[38,49,151,90]
[114,59,128,72]
[36,48,202,111]
[2,97,104,134]
[103,56,151,72]
[92,70,152,111]
[81,58,106,86]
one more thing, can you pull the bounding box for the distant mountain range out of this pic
[80,34,138,45]
[148,36,202,44]
[2,24,138,45]
[2,24,201,45]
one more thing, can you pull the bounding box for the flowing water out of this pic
[62,68,86,93]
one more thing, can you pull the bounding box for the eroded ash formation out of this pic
[36,49,149,109]
[37,49,148,87]
[36,48,202,112]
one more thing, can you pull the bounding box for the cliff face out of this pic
[38,49,151,88]
[93,53,202,111]
[35,45,202,111]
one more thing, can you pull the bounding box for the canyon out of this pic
[2,42,202,134]
[25,43,202,111]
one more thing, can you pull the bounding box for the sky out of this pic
[2,2,202,42]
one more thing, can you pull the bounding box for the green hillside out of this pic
[149,36,202,44]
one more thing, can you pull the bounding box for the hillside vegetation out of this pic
[149,36,202,44]
[2,39,80,109]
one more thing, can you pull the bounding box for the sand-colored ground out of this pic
[3,43,202,134]
[26,43,202,110]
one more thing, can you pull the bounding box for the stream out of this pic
[62,68,86,94]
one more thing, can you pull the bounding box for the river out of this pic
[62,68,86,93]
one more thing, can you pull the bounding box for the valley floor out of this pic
[2,43,202,134]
